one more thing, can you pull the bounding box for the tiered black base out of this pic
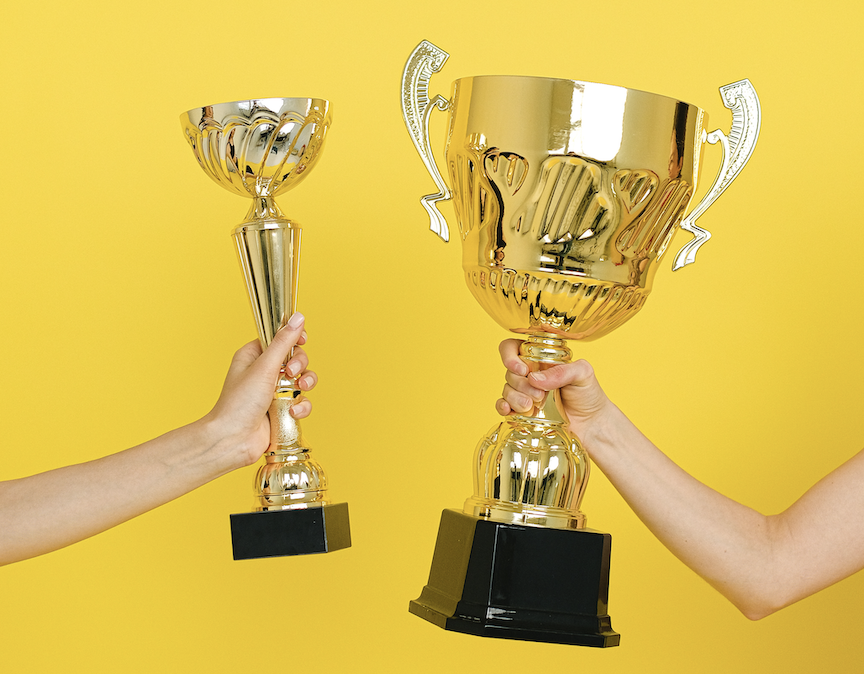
[409,509,619,647]
[229,502,351,560]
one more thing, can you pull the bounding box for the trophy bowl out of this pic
[400,39,760,647]
[181,98,330,201]
[453,75,702,341]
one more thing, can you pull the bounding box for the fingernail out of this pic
[287,312,305,329]
[301,331,308,341]
[531,371,546,382]
[286,361,301,376]
[516,363,529,376]
[301,375,314,389]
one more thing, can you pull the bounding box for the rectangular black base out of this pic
[409,509,619,647]
[229,502,350,560]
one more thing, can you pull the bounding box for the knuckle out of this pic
[571,359,595,381]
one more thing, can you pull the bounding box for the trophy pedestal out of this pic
[229,502,351,560]
[409,509,619,647]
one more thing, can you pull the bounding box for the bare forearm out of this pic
[582,404,789,618]
[0,418,237,566]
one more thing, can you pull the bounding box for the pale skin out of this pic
[0,312,316,567]
[496,338,864,620]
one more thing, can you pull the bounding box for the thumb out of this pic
[248,312,306,381]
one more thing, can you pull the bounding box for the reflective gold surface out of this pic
[233,217,301,348]
[180,98,330,201]
[401,40,761,531]
[255,392,327,510]
[464,334,588,529]
[181,98,335,512]
[448,75,705,341]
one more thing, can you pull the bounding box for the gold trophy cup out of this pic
[401,40,760,645]
[181,98,350,560]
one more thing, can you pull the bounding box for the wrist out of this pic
[190,414,254,476]
[571,400,630,462]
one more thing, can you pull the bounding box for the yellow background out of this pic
[2,0,863,671]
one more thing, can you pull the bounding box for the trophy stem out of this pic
[519,333,572,365]
[231,213,331,511]
[227,212,351,558]
[462,332,590,529]
[254,389,328,511]
[519,334,570,423]
[245,196,286,222]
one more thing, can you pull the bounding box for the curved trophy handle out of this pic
[400,39,453,243]
[672,79,761,271]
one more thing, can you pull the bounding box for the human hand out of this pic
[495,338,614,446]
[204,312,318,469]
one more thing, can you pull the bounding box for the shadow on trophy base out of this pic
[229,502,350,560]
[409,509,619,647]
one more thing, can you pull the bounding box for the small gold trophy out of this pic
[181,98,350,560]
[401,40,760,645]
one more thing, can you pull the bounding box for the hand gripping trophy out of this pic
[181,98,350,560]
[401,41,760,646]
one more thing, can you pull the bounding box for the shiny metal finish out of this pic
[465,335,589,529]
[673,79,761,270]
[400,40,452,242]
[465,409,589,529]
[255,392,327,510]
[427,74,711,340]
[181,98,333,512]
[181,98,330,202]
[233,218,301,348]
[401,40,761,530]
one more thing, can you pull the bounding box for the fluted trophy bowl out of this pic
[181,98,330,202]
[452,76,706,341]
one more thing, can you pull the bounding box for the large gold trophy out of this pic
[401,41,760,646]
[181,98,350,560]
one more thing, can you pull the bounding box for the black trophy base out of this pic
[229,502,350,560]
[409,509,619,647]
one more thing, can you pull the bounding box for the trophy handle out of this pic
[672,79,762,271]
[401,39,453,243]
